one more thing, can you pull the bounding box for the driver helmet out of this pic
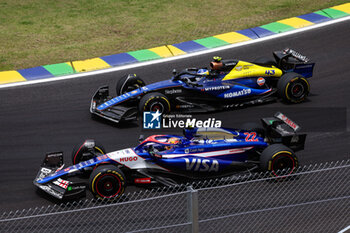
[165,137,180,150]
[210,56,223,71]
[168,137,180,144]
[197,69,209,76]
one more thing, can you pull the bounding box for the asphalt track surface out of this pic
[0,20,349,215]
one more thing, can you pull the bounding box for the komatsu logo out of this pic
[224,89,251,98]
[184,158,219,172]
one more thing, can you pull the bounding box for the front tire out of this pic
[260,144,298,177]
[277,72,310,103]
[116,74,146,96]
[72,140,106,165]
[139,92,171,114]
[89,165,126,200]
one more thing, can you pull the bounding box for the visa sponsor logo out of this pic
[184,158,219,172]
[224,89,251,98]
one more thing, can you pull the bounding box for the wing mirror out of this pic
[147,145,162,159]
[138,134,145,143]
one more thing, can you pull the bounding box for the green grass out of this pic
[0,0,348,71]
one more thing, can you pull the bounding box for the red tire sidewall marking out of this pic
[271,153,296,177]
[95,173,122,198]
[73,141,86,165]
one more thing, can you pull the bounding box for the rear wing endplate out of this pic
[274,112,300,132]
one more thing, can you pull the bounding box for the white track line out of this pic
[339,225,350,233]
[1,15,350,89]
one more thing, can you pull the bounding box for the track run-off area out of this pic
[0,19,349,212]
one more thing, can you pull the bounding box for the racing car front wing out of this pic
[33,152,86,200]
[90,86,138,123]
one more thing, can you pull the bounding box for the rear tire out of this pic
[277,72,310,103]
[72,140,106,165]
[139,92,171,114]
[116,74,146,96]
[260,144,298,177]
[89,165,126,200]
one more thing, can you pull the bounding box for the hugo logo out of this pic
[120,156,138,162]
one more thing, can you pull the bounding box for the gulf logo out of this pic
[257,77,265,86]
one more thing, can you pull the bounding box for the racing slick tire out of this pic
[116,74,146,96]
[139,92,171,114]
[241,122,265,138]
[72,140,106,165]
[89,165,126,200]
[253,57,277,67]
[260,144,299,177]
[277,72,310,103]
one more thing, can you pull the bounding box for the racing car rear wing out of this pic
[261,112,306,151]
[274,112,300,132]
[273,48,315,78]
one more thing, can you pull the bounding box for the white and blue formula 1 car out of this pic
[34,113,306,200]
[90,48,314,123]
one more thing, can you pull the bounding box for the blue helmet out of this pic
[197,68,209,75]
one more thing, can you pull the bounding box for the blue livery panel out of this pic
[37,155,112,184]
[97,80,183,111]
